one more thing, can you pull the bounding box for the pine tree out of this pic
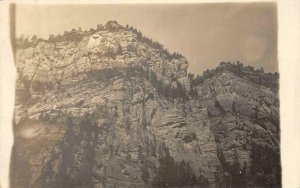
[31,35,38,44]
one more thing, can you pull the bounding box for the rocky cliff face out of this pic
[11,21,280,188]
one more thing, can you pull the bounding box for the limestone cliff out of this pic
[11,21,280,188]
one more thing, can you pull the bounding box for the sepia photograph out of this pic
[0,1,292,187]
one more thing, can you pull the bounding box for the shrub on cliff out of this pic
[250,142,281,187]
[153,143,209,187]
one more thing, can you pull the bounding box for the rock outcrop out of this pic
[11,21,280,188]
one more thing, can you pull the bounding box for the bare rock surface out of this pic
[12,21,280,188]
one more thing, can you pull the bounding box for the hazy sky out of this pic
[15,3,277,74]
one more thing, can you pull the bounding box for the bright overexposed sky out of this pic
[14,3,277,74]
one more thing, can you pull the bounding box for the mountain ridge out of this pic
[12,20,280,188]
